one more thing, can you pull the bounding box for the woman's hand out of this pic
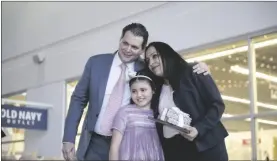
[180,127,198,141]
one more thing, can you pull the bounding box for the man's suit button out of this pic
[96,114,99,117]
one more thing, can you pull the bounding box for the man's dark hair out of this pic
[121,23,149,49]
[145,41,191,91]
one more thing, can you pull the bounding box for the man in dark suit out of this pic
[62,23,209,161]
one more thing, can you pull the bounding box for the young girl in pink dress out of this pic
[109,74,164,161]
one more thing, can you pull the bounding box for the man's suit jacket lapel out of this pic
[134,57,145,72]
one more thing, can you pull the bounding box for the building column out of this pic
[24,81,66,159]
[248,38,258,161]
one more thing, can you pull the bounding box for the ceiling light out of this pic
[256,119,277,125]
[222,113,233,117]
[230,65,277,83]
[186,39,277,62]
[223,113,277,126]
[245,118,277,126]
[186,46,247,62]
[221,95,277,110]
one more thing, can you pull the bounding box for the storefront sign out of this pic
[242,138,261,145]
[1,104,48,130]
[269,83,277,100]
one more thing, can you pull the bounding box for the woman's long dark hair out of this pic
[145,41,192,91]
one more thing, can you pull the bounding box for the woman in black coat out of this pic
[144,41,229,161]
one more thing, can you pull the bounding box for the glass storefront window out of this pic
[182,31,277,160]
[222,119,251,160]
[183,40,250,116]
[252,32,277,114]
[2,92,26,158]
[256,115,277,160]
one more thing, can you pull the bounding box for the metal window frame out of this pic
[247,30,277,161]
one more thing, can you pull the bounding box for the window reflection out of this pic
[253,33,277,113]
[183,40,250,116]
[182,32,277,160]
[222,120,251,160]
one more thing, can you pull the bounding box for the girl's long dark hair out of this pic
[129,70,158,113]
[145,41,192,91]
